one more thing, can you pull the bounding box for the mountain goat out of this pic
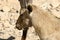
[16,5,60,40]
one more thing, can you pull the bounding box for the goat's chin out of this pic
[15,24,22,30]
[15,26,22,30]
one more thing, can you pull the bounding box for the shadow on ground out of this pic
[0,36,15,40]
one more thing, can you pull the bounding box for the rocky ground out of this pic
[0,0,60,40]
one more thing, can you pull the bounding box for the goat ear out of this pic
[27,5,32,13]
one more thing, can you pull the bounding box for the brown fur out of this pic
[30,5,60,40]
[16,4,60,40]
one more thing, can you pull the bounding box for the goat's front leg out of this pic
[21,27,29,40]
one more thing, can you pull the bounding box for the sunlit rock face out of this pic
[32,0,60,18]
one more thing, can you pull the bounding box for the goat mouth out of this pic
[15,24,23,30]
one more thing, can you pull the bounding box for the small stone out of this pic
[0,9,4,12]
